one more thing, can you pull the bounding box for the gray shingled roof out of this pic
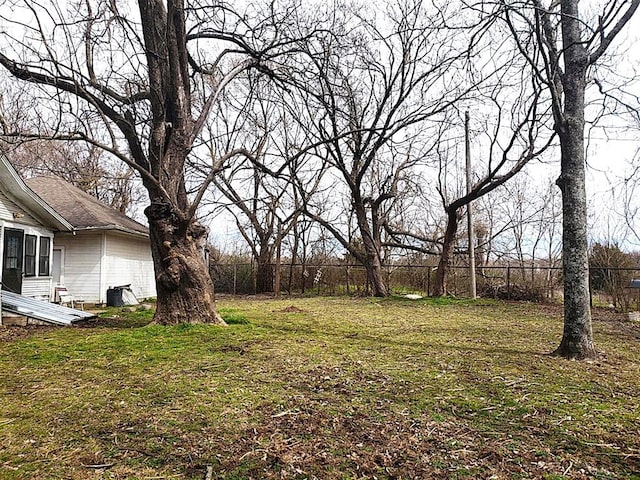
[25,176,148,236]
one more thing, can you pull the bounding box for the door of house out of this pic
[52,247,64,286]
[2,228,24,293]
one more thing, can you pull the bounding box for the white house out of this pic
[26,176,156,304]
[0,154,156,305]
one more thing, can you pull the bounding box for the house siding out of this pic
[53,232,102,303]
[0,191,40,226]
[52,231,156,304]
[105,233,156,300]
[21,277,53,300]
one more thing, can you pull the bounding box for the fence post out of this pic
[587,267,593,308]
[506,265,511,300]
[346,265,350,295]
[453,267,457,296]
[233,263,237,295]
[427,267,431,297]
[274,222,282,298]
[530,264,534,291]
[387,267,391,295]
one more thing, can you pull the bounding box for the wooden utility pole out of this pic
[465,111,477,298]
[274,219,282,298]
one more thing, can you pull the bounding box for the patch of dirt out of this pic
[0,324,56,342]
[591,306,628,323]
[274,305,306,313]
[0,316,147,341]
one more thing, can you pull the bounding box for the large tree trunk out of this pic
[357,218,388,297]
[146,202,225,326]
[552,0,596,359]
[364,256,388,297]
[433,209,459,296]
[255,245,274,293]
[553,132,594,358]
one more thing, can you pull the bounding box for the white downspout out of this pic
[99,233,107,304]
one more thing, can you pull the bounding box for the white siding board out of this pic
[22,277,52,300]
[53,233,102,303]
[105,233,156,300]
[0,191,40,225]
[0,192,12,221]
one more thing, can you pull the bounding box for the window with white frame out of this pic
[24,234,36,277]
[39,236,51,276]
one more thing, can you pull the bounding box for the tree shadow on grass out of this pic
[77,314,153,330]
[258,319,549,359]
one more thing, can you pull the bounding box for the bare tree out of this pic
[199,74,321,294]
[212,166,303,293]
[493,0,640,358]
[385,94,555,296]
[492,176,562,285]
[282,0,484,296]
[0,82,142,214]
[0,0,309,324]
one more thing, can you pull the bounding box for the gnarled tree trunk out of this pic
[138,0,226,325]
[147,202,224,325]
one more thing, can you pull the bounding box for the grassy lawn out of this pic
[1,296,639,479]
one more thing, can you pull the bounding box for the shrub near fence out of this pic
[210,262,640,308]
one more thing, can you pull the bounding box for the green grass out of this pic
[0,297,639,479]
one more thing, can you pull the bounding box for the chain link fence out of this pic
[211,261,640,309]
[211,262,558,298]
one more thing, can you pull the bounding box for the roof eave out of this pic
[72,225,149,238]
[0,155,74,232]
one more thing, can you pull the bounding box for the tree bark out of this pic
[255,246,274,293]
[364,256,388,297]
[433,208,459,296]
[254,240,273,293]
[552,0,596,359]
[354,204,388,297]
[146,201,225,325]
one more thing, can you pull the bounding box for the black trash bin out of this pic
[107,284,138,307]
[107,286,125,307]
